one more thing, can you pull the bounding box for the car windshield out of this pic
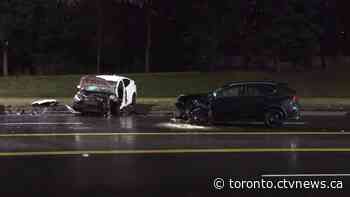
[79,76,115,94]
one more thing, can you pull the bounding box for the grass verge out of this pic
[0,70,350,98]
[0,71,349,110]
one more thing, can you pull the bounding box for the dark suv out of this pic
[175,81,301,128]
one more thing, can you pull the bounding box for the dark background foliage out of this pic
[0,0,347,75]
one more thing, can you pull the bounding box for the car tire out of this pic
[110,101,121,116]
[264,109,285,128]
[189,107,209,125]
[131,93,136,106]
[183,101,194,120]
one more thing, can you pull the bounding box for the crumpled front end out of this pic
[72,91,111,114]
[175,94,210,121]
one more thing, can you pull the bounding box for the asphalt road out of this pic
[0,111,348,132]
[0,112,350,196]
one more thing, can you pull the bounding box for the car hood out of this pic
[177,93,210,104]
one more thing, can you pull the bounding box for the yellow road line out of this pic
[1,148,350,156]
[0,131,347,137]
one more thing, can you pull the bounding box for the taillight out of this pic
[292,95,299,102]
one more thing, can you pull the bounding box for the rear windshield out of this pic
[79,76,115,94]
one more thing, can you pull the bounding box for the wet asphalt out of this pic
[0,111,350,196]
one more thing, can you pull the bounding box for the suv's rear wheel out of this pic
[264,109,285,128]
[131,93,136,106]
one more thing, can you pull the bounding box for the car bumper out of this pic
[287,106,301,120]
[72,101,107,113]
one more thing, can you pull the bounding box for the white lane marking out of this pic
[0,131,349,137]
[0,122,83,126]
[301,111,347,116]
[261,174,350,177]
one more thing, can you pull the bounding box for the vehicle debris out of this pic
[32,99,59,107]
[1,99,79,116]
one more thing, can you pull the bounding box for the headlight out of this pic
[192,99,200,106]
[109,95,116,101]
[176,94,185,101]
[73,94,82,102]
[97,98,102,102]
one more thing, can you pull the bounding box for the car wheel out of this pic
[189,107,209,125]
[110,101,121,116]
[264,109,285,128]
[183,101,194,120]
[131,93,136,106]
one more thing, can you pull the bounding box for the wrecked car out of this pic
[72,75,137,116]
[175,81,300,128]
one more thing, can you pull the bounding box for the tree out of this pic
[247,0,323,71]
[179,0,241,71]
[0,0,78,75]
[0,0,16,76]
[0,0,36,75]
[64,0,150,73]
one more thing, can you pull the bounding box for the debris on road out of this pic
[32,99,59,107]
[1,99,79,116]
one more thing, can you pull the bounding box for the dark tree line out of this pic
[0,0,346,75]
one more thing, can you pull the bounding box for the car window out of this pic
[246,85,275,96]
[117,81,124,99]
[216,85,243,98]
[123,79,130,87]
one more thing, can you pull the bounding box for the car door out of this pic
[116,81,126,109]
[122,78,132,105]
[211,85,244,121]
[244,84,276,118]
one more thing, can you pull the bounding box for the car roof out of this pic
[96,75,131,82]
[223,81,287,87]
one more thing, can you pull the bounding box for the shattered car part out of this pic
[32,99,58,107]
[72,75,137,116]
[2,99,79,116]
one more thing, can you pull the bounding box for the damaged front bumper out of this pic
[72,100,109,114]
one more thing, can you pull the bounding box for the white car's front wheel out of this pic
[132,93,136,106]
[110,101,121,116]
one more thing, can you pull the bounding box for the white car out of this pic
[72,75,137,115]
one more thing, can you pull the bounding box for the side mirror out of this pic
[76,85,81,89]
